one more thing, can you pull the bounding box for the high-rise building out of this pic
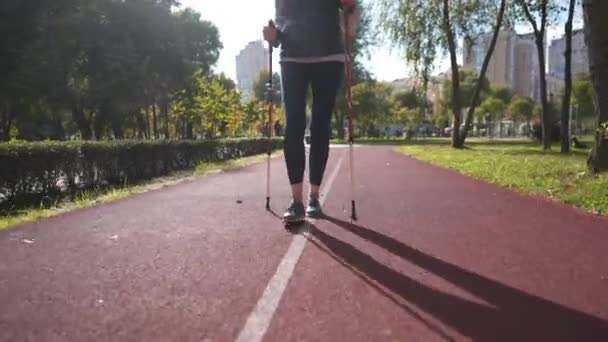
[513,32,541,102]
[463,27,544,102]
[236,40,269,100]
[548,28,589,96]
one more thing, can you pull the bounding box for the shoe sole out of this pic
[283,215,305,224]
[283,219,305,230]
[305,210,322,218]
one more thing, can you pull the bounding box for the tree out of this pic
[392,88,427,110]
[514,0,561,149]
[572,74,594,130]
[508,96,535,134]
[583,0,608,172]
[491,85,514,105]
[0,1,223,141]
[243,99,266,137]
[0,0,46,140]
[351,81,392,136]
[459,0,507,146]
[559,0,577,153]
[391,88,429,136]
[440,70,491,110]
[213,72,236,91]
[380,0,504,148]
[252,71,282,107]
[477,97,506,137]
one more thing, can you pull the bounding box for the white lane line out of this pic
[235,152,345,342]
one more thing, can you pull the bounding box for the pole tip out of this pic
[351,200,357,221]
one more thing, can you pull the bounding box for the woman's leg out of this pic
[308,62,344,196]
[281,62,310,208]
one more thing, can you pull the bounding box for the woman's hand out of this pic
[341,0,357,11]
[342,1,360,46]
[263,20,279,46]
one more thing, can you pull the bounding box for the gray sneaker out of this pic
[283,199,305,224]
[306,194,322,218]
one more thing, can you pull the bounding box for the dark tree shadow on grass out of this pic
[303,215,608,342]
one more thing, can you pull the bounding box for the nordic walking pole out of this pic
[265,20,274,211]
[344,7,357,221]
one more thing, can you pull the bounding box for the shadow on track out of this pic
[303,215,608,342]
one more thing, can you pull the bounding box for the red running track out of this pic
[1,145,607,341]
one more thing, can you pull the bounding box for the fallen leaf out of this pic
[563,184,575,193]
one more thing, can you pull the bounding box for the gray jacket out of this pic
[274,0,345,58]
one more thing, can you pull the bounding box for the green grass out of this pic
[331,136,451,145]
[330,136,535,146]
[398,140,608,216]
[194,152,280,176]
[0,151,282,231]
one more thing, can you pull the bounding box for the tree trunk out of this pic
[0,107,13,141]
[51,110,66,140]
[334,111,345,139]
[111,117,124,139]
[144,106,151,139]
[519,0,551,149]
[93,111,105,140]
[186,122,194,140]
[561,0,576,153]
[442,0,462,148]
[460,0,506,146]
[160,95,170,139]
[152,101,158,139]
[72,105,92,140]
[583,0,608,172]
[537,37,551,149]
[137,110,146,139]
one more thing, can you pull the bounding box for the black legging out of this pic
[280,61,344,186]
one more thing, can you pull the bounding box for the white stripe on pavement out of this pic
[235,152,345,342]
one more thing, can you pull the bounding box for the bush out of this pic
[0,138,283,208]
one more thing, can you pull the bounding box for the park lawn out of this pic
[330,137,451,145]
[399,142,608,216]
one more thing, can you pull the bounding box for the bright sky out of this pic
[178,0,579,83]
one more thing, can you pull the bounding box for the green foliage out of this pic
[252,71,282,107]
[378,0,496,84]
[351,81,393,135]
[477,97,506,122]
[508,96,536,122]
[0,1,224,141]
[391,88,430,129]
[572,74,594,120]
[440,70,491,115]
[213,72,237,91]
[491,85,514,104]
[511,0,563,27]
[0,138,283,210]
